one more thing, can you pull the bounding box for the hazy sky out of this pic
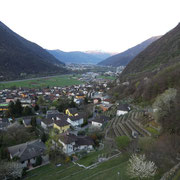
[1,0,180,52]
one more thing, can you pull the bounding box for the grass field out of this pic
[145,127,160,136]
[77,150,105,166]
[25,154,130,180]
[0,75,83,89]
[25,151,162,180]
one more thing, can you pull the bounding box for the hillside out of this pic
[115,23,180,101]
[47,49,114,64]
[98,36,161,67]
[0,21,66,80]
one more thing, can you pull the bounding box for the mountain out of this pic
[115,23,180,101]
[0,21,66,80]
[98,36,161,67]
[85,50,116,60]
[47,49,114,64]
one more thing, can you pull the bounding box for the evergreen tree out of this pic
[23,106,33,116]
[15,99,23,117]
[31,117,37,127]
[34,104,39,111]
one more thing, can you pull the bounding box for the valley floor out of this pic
[0,75,83,90]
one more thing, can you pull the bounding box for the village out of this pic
[0,72,160,179]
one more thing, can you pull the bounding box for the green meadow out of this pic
[0,75,83,89]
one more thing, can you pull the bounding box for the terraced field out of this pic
[106,110,155,139]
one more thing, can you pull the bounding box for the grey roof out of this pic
[8,139,46,162]
[42,118,53,125]
[23,119,31,126]
[23,118,41,126]
[99,115,110,121]
[76,137,94,146]
[0,118,10,129]
[68,108,78,115]
[46,110,60,118]
[59,133,77,144]
[55,120,70,127]
[92,118,105,124]
[117,104,129,111]
[59,133,94,146]
[56,114,68,121]
[0,122,10,129]
[68,114,84,121]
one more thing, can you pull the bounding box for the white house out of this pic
[67,115,84,127]
[59,134,76,154]
[91,116,109,128]
[92,120,103,128]
[41,118,54,129]
[116,104,130,116]
[59,133,94,155]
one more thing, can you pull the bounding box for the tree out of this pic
[115,136,131,150]
[45,129,63,163]
[22,106,33,116]
[84,96,89,104]
[41,132,48,143]
[127,154,157,180]
[6,101,15,117]
[35,156,42,166]
[0,161,23,179]
[152,88,180,133]
[37,96,45,106]
[34,104,39,112]
[152,88,177,123]
[15,99,23,117]
[31,117,37,128]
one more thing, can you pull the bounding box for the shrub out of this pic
[78,130,86,136]
[115,136,131,149]
[35,156,42,166]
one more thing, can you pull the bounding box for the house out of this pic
[0,103,8,112]
[93,98,101,104]
[101,99,111,105]
[0,118,10,130]
[41,118,54,129]
[8,139,48,168]
[53,115,70,133]
[99,103,112,112]
[91,115,109,128]
[23,118,32,128]
[41,115,70,133]
[116,104,130,116]
[59,133,94,155]
[75,93,85,99]
[67,113,84,127]
[23,118,41,128]
[46,110,60,119]
[65,108,78,116]
[74,98,83,105]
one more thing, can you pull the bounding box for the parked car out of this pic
[56,163,62,167]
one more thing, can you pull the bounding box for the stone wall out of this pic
[160,162,180,180]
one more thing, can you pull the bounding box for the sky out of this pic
[0,0,180,53]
